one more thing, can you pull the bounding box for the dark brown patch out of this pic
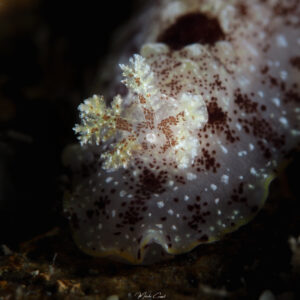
[195,148,221,173]
[138,168,166,193]
[157,12,225,50]
[230,183,248,204]
[203,98,238,144]
[239,116,286,158]
[260,65,269,75]
[290,56,300,70]
[234,90,258,114]
[207,102,226,124]
[269,76,278,87]
[284,89,300,103]
[237,3,248,16]
[273,1,299,19]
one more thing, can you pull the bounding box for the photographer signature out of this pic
[135,291,167,299]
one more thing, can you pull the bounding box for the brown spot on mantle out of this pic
[157,12,225,50]
[290,56,300,71]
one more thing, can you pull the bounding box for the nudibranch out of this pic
[63,0,300,264]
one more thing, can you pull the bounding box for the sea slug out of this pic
[63,0,300,264]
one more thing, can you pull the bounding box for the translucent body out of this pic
[64,0,300,264]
